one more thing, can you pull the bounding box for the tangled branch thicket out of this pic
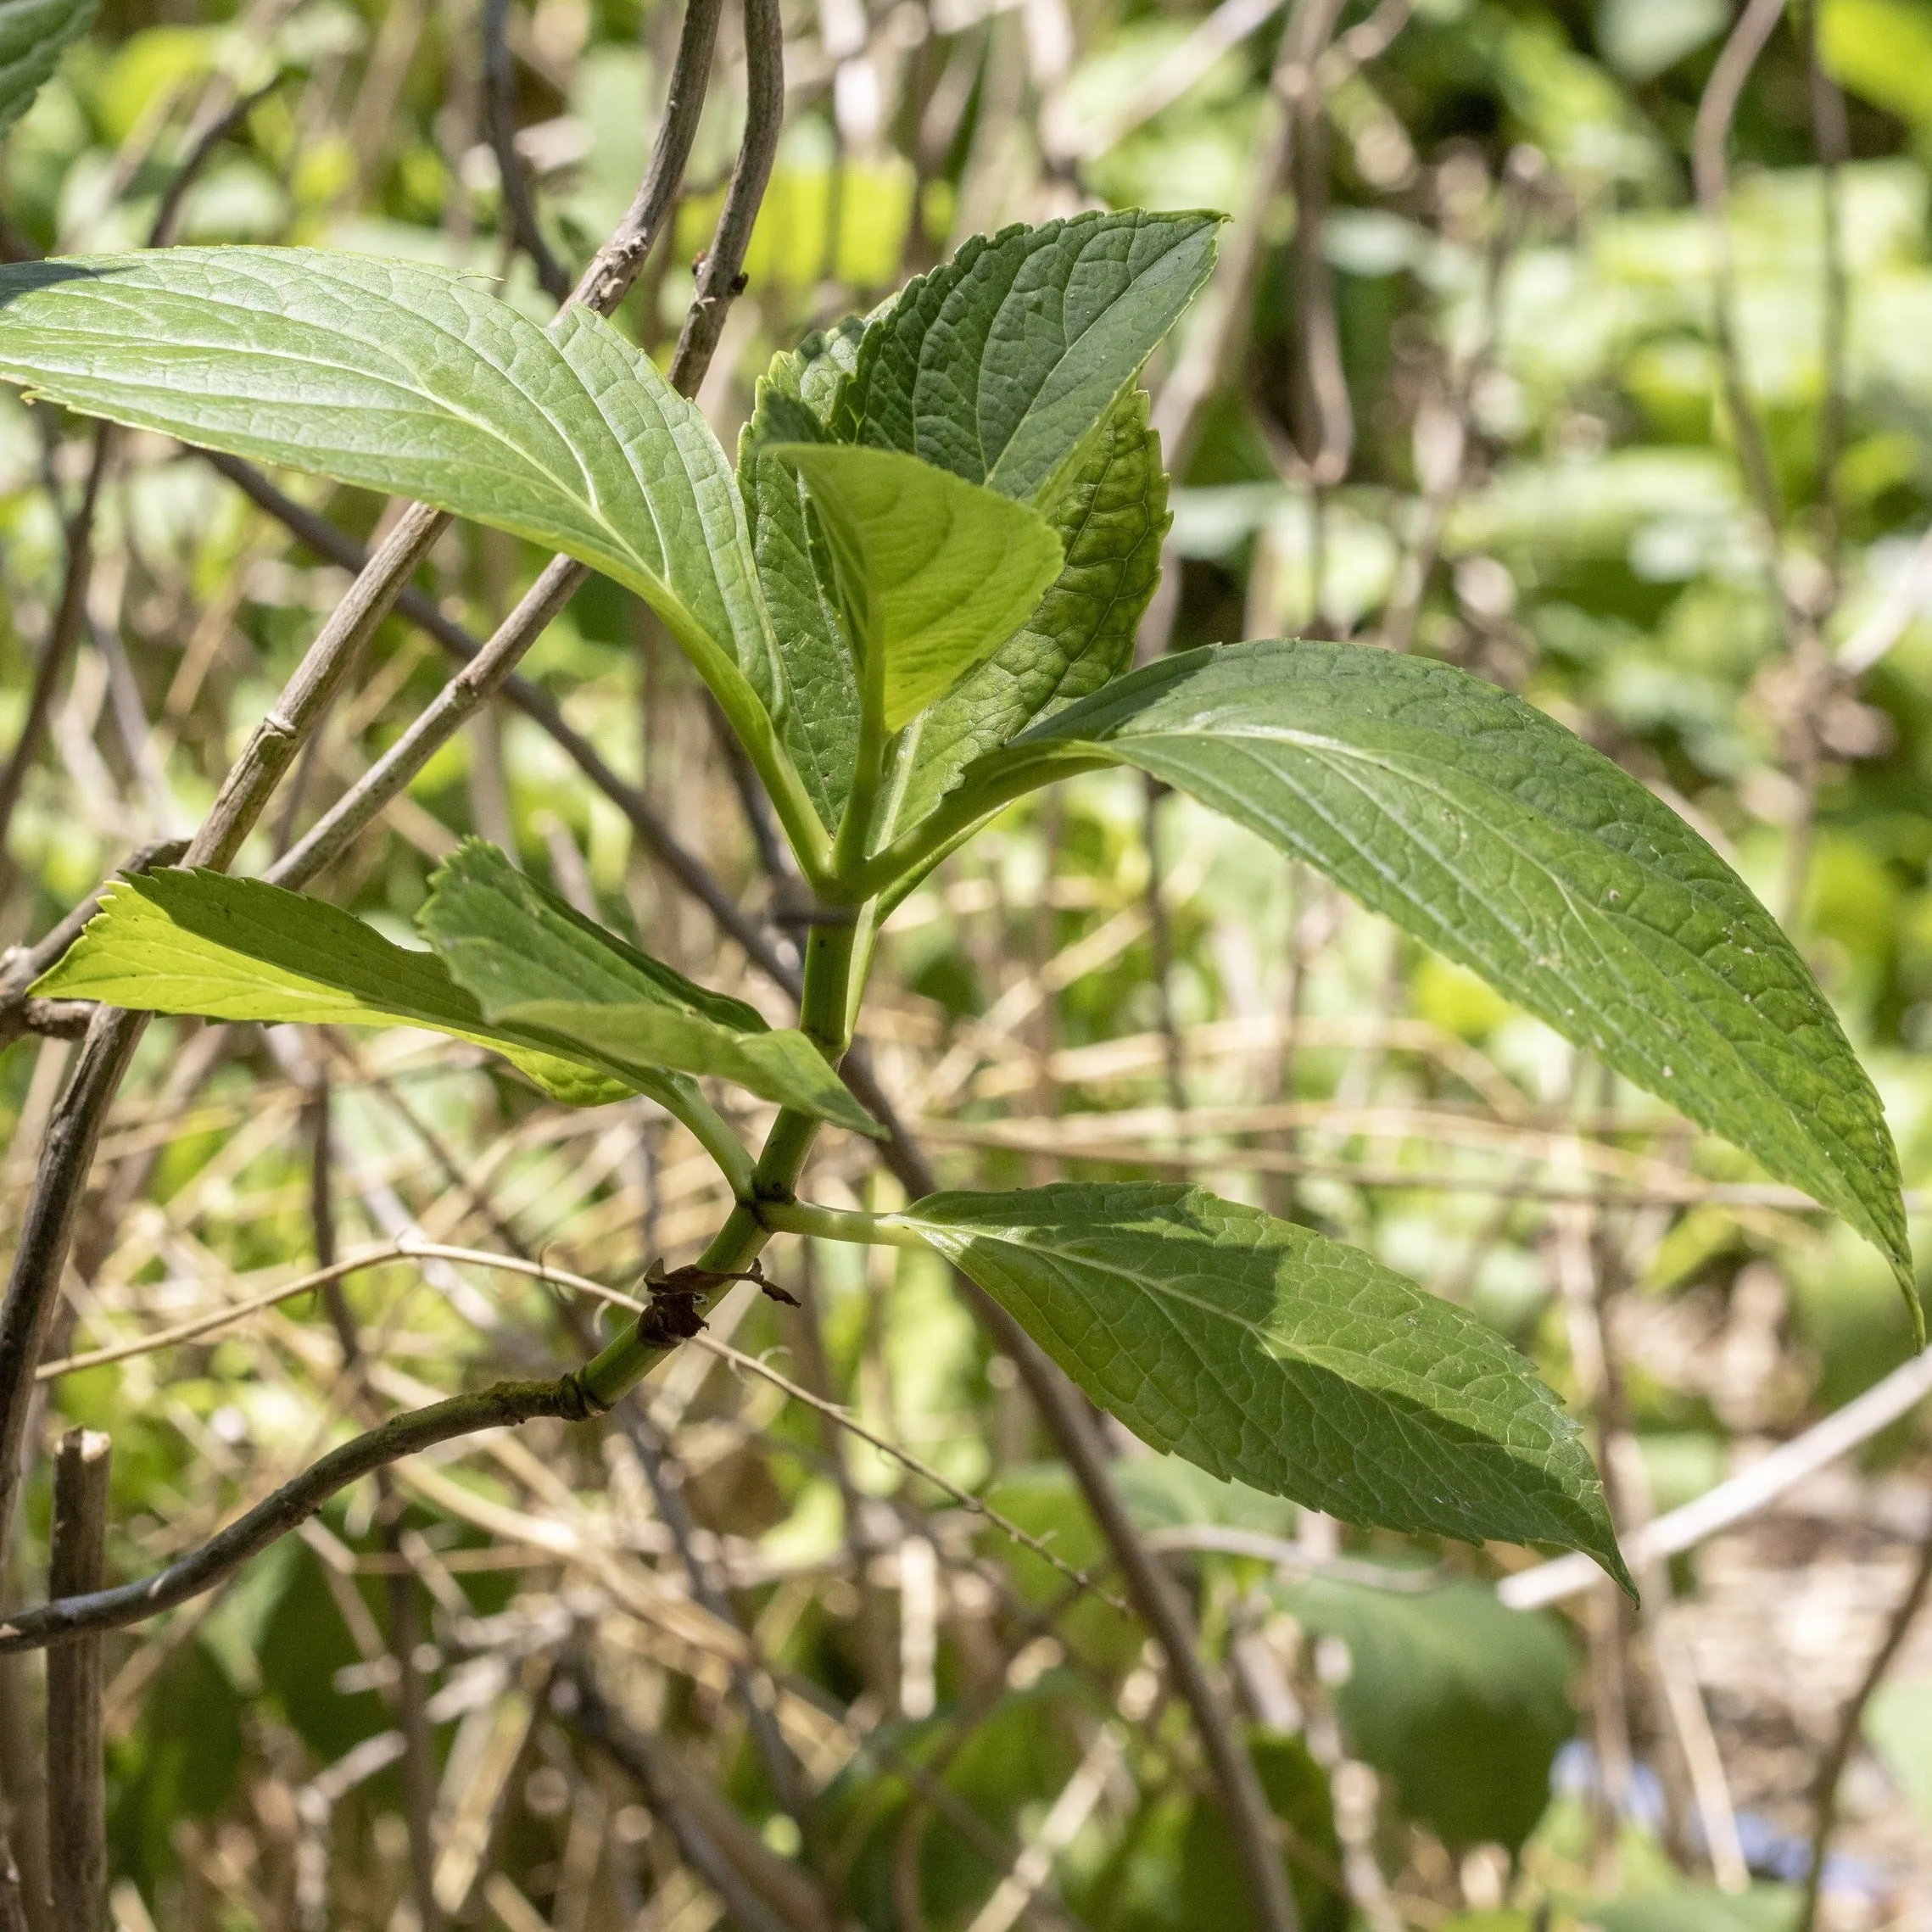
[1,0,1931,1929]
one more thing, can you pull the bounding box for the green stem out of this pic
[662,1086,758,1200]
[755,1199,924,1247]
[846,748,1107,902]
[575,884,868,1410]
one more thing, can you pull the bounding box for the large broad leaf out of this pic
[988,640,1913,1312]
[832,209,1220,508]
[418,840,878,1135]
[0,0,93,136]
[903,1181,1631,1588]
[1276,1577,1575,1851]
[31,868,634,1108]
[0,250,790,775]
[769,444,1064,734]
[879,385,1168,842]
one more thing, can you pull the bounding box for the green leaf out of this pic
[833,208,1220,507]
[0,0,93,137]
[903,1181,1630,1588]
[0,249,792,790]
[769,444,1064,734]
[997,639,1914,1315]
[1276,1577,1575,1851]
[882,385,1168,840]
[418,840,879,1134]
[31,867,632,1107]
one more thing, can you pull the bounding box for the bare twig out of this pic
[567,0,727,315]
[0,1377,608,1654]
[0,426,112,896]
[268,0,783,891]
[46,1429,109,1932]
[1794,1517,1932,1932]
[1501,1339,1932,1609]
[669,0,785,391]
[484,0,572,303]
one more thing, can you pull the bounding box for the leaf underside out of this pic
[1002,639,1912,1306]
[32,868,635,1108]
[0,0,94,138]
[908,1181,1632,1589]
[0,249,785,729]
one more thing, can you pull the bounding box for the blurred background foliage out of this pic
[4,0,1932,1926]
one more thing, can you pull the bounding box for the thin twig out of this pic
[1794,1516,1932,1932]
[567,0,728,315]
[484,0,571,303]
[670,0,785,391]
[0,1377,608,1654]
[267,0,783,891]
[46,1428,109,1932]
[559,1662,800,1932]
[1502,1338,1932,1609]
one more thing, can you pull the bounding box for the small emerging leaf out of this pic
[770,444,1064,732]
[904,1181,1632,1589]
[884,385,1169,842]
[419,841,879,1134]
[0,0,94,138]
[995,640,1914,1321]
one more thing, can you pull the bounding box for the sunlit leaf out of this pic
[905,1181,1631,1587]
[985,640,1914,1317]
